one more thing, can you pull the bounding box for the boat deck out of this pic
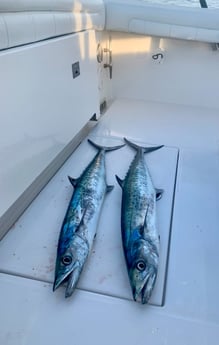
[1,98,219,344]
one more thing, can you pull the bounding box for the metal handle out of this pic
[104,63,112,79]
[104,48,112,65]
[104,48,112,79]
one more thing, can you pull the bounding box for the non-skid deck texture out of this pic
[1,99,219,344]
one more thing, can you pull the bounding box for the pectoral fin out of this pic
[138,205,149,236]
[75,207,88,233]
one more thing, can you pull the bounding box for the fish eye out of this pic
[62,255,72,266]
[136,260,146,271]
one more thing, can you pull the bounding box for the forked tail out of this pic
[124,138,163,154]
[88,138,125,151]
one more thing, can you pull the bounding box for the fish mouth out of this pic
[65,263,81,298]
[53,261,81,298]
[133,271,157,304]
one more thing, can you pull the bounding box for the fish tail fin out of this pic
[88,139,125,152]
[124,138,163,154]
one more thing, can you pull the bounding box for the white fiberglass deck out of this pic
[1,98,219,344]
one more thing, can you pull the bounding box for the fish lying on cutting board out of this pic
[53,139,124,298]
[116,138,163,304]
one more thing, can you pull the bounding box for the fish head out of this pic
[53,235,89,298]
[128,238,159,304]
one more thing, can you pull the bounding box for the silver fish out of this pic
[116,138,163,304]
[53,139,124,298]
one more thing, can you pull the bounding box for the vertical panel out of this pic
[0,30,99,237]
